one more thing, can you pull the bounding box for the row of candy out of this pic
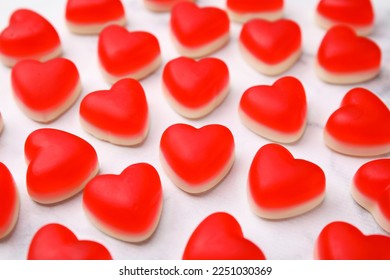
[1,122,389,258]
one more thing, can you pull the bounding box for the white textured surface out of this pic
[0,0,389,260]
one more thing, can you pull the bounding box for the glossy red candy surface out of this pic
[11,58,80,122]
[317,25,380,73]
[80,78,148,141]
[317,0,374,26]
[83,163,163,242]
[25,128,98,204]
[163,57,229,110]
[66,0,125,24]
[0,9,60,59]
[239,76,306,134]
[98,25,161,76]
[0,163,19,239]
[249,144,325,215]
[170,2,229,48]
[325,88,390,146]
[315,221,390,260]
[183,212,266,260]
[240,19,301,64]
[27,223,112,260]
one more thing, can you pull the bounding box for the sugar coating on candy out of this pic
[162,57,230,119]
[83,163,163,243]
[239,19,301,76]
[227,0,284,23]
[315,0,374,36]
[0,9,62,67]
[65,0,126,34]
[170,2,230,58]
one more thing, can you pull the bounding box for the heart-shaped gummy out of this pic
[27,223,112,260]
[162,56,230,119]
[239,19,301,75]
[324,88,390,156]
[0,163,19,240]
[183,212,266,260]
[144,0,194,12]
[83,163,163,242]
[316,0,374,35]
[170,2,230,57]
[98,25,161,83]
[316,25,381,84]
[315,221,390,260]
[239,76,307,143]
[160,124,235,194]
[0,9,61,67]
[248,143,326,219]
[65,0,126,34]
[352,159,390,233]
[227,0,284,13]
[25,128,99,204]
[226,0,284,23]
[80,78,149,146]
[12,58,81,123]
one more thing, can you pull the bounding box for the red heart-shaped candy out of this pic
[27,223,112,260]
[144,0,194,12]
[239,19,301,75]
[0,163,19,239]
[239,76,307,143]
[25,128,99,204]
[65,0,126,34]
[315,0,374,35]
[83,163,163,242]
[80,78,149,146]
[248,143,326,219]
[170,2,230,58]
[0,9,61,67]
[315,221,390,260]
[160,124,235,194]
[183,212,266,260]
[324,88,390,156]
[98,25,161,83]
[226,0,284,23]
[352,159,390,233]
[316,25,381,84]
[11,58,81,123]
[162,57,230,119]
